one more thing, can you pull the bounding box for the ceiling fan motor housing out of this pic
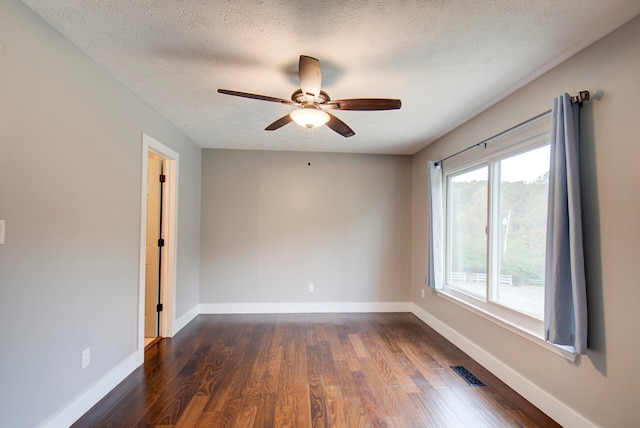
[291,89,330,105]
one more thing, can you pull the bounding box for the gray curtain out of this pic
[544,93,588,354]
[426,161,444,290]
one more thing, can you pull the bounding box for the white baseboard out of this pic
[172,305,199,336]
[40,351,142,428]
[199,301,412,314]
[410,304,597,428]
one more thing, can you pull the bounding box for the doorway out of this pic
[145,152,164,347]
[139,133,178,353]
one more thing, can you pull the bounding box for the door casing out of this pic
[138,133,178,351]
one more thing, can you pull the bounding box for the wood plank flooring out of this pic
[72,313,560,427]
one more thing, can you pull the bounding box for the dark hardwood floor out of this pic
[72,313,560,427]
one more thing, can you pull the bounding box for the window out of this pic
[440,115,551,336]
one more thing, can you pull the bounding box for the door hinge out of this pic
[156,303,163,312]
[159,174,166,183]
[158,238,165,247]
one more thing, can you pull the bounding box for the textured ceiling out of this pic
[20,0,640,154]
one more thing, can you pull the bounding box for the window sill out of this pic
[435,289,577,362]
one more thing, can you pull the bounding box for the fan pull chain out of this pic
[307,127,314,166]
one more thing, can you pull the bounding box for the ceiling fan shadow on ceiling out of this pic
[218,55,401,138]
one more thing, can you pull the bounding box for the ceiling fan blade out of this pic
[299,55,322,103]
[265,114,293,131]
[325,98,402,111]
[326,113,355,138]
[218,89,295,105]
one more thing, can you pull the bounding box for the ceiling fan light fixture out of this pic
[290,106,330,128]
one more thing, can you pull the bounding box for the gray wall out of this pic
[0,1,201,427]
[3,0,638,425]
[200,150,412,305]
[411,15,640,427]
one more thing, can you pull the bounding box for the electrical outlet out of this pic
[421,288,425,299]
[82,347,91,369]
[308,283,314,293]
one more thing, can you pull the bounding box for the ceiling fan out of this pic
[218,55,401,138]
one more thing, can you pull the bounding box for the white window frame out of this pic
[436,113,575,360]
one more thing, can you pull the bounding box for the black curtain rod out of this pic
[435,91,590,167]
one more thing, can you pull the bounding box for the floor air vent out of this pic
[450,365,485,386]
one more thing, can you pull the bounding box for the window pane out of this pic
[449,167,487,299]
[493,146,549,319]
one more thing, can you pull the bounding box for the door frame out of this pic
[138,133,179,351]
